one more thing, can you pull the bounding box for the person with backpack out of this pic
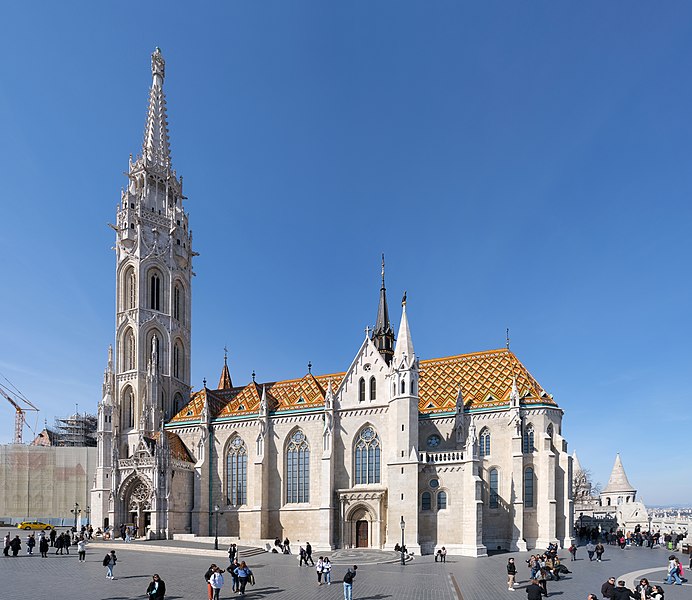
[209,565,225,600]
[343,565,357,600]
[103,550,117,579]
[233,560,253,596]
[204,563,217,600]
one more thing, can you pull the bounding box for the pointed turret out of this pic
[393,293,415,367]
[371,254,394,365]
[602,453,636,493]
[571,451,584,474]
[142,47,172,171]
[218,351,233,390]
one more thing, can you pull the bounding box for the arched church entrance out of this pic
[345,505,375,549]
[124,477,152,537]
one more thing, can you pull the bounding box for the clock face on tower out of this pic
[427,434,441,448]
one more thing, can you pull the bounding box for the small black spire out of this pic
[372,254,394,365]
[252,370,256,383]
[308,361,312,374]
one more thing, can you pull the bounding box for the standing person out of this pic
[234,560,253,596]
[665,555,682,585]
[305,542,315,566]
[634,578,652,598]
[103,550,117,579]
[204,563,217,600]
[316,556,324,585]
[77,536,87,562]
[525,578,544,600]
[343,565,357,600]
[39,534,49,558]
[299,546,307,567]
[568,543,577,561]
[440,546,447,563]
[209,566,225,600]
[49,528,56,547]
[586,541,596,561]
[228,558,240,593]
[601,577,616,599]
[507,557,517,590]
[595,542,605,562]
[611,580,635,599]
[4,532,10,557]
[283,537,291,554]
[10,535,21,557]
[228,543,237,563]
[146,574,166,599]
[63,531,71,554]
[323,557,332,585]
[55,532,63,555]
[26,533,35,555]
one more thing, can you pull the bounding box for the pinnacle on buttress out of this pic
[393,292,415,367]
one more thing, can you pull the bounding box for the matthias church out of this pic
[91,49,574,556]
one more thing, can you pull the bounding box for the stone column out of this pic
[510,433,527,551]
[535,433,557,548]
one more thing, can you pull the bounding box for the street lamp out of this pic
[85,506,91,527]
[70,502,81,531]
[214,504,222,551]
[400,516,406,565]
[579,512,584,541]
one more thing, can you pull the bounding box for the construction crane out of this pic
[0,382,39,444]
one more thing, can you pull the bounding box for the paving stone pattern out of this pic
[0,538,688,600]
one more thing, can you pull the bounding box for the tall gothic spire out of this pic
[393,293,415,367]
[371,254,394,364]
[217,350,233,390]
[142,47,172,171]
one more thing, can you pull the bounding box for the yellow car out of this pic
[17,521,53,531]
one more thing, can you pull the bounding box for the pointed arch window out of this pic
[400,379,405,394]
[479,428,491,457]
[286,430,310,503]
[524,467,534,508]
[173,392,183,417]
[125,268,137,310]
[437,490,447,510]
[125,330,136,371]
[523,424,535,454]
[226,437,247,506]
[150,272,161,311]
[173,283,183,323]
[369,377,376,401]
[489,468,499,508]
[421,491,432,511]
[123,388,134,429]
[411,379,416,395]
[354,426,381,485]
[358,378,365,402]
[173,341,183,379]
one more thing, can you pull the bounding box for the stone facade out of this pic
[92,49,573,556]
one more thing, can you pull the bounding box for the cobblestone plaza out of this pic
[0,538,688,600]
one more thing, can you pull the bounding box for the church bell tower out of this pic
[108,47,193,458]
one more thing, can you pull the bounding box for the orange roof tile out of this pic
[168,349,554,423]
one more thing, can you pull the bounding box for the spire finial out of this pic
[506,328,510,349]
[402,290,407,307]
[224,345,228,365]
[252,370,256,383]
[203,377,207,388]
[381,253,385,288]
[308,361,312,374]
[151,47,165,80]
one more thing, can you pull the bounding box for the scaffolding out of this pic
[50,413,97,447]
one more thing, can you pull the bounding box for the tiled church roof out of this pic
[169,348,554,424]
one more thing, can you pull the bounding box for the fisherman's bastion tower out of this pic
[92,49,574,556]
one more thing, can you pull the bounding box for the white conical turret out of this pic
[572,451,584,475]
[603,453,636,493]
[393,293,415,368]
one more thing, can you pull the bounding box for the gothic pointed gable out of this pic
[168,387,227,423]
[602,453,636,493]
[152,430,195,462]
[216,382,263,416]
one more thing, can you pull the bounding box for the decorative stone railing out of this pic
[419,450,464,464]
[119,457,155,468]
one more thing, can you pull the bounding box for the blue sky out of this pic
[1,2,690,504]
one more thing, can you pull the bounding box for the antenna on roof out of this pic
[506,328,510,350]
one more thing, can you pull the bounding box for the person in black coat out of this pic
[601,577,616,599]
[611,581,636,600]
[39,535,49,558]
[146,574,166,599]
[525,579,544,600]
